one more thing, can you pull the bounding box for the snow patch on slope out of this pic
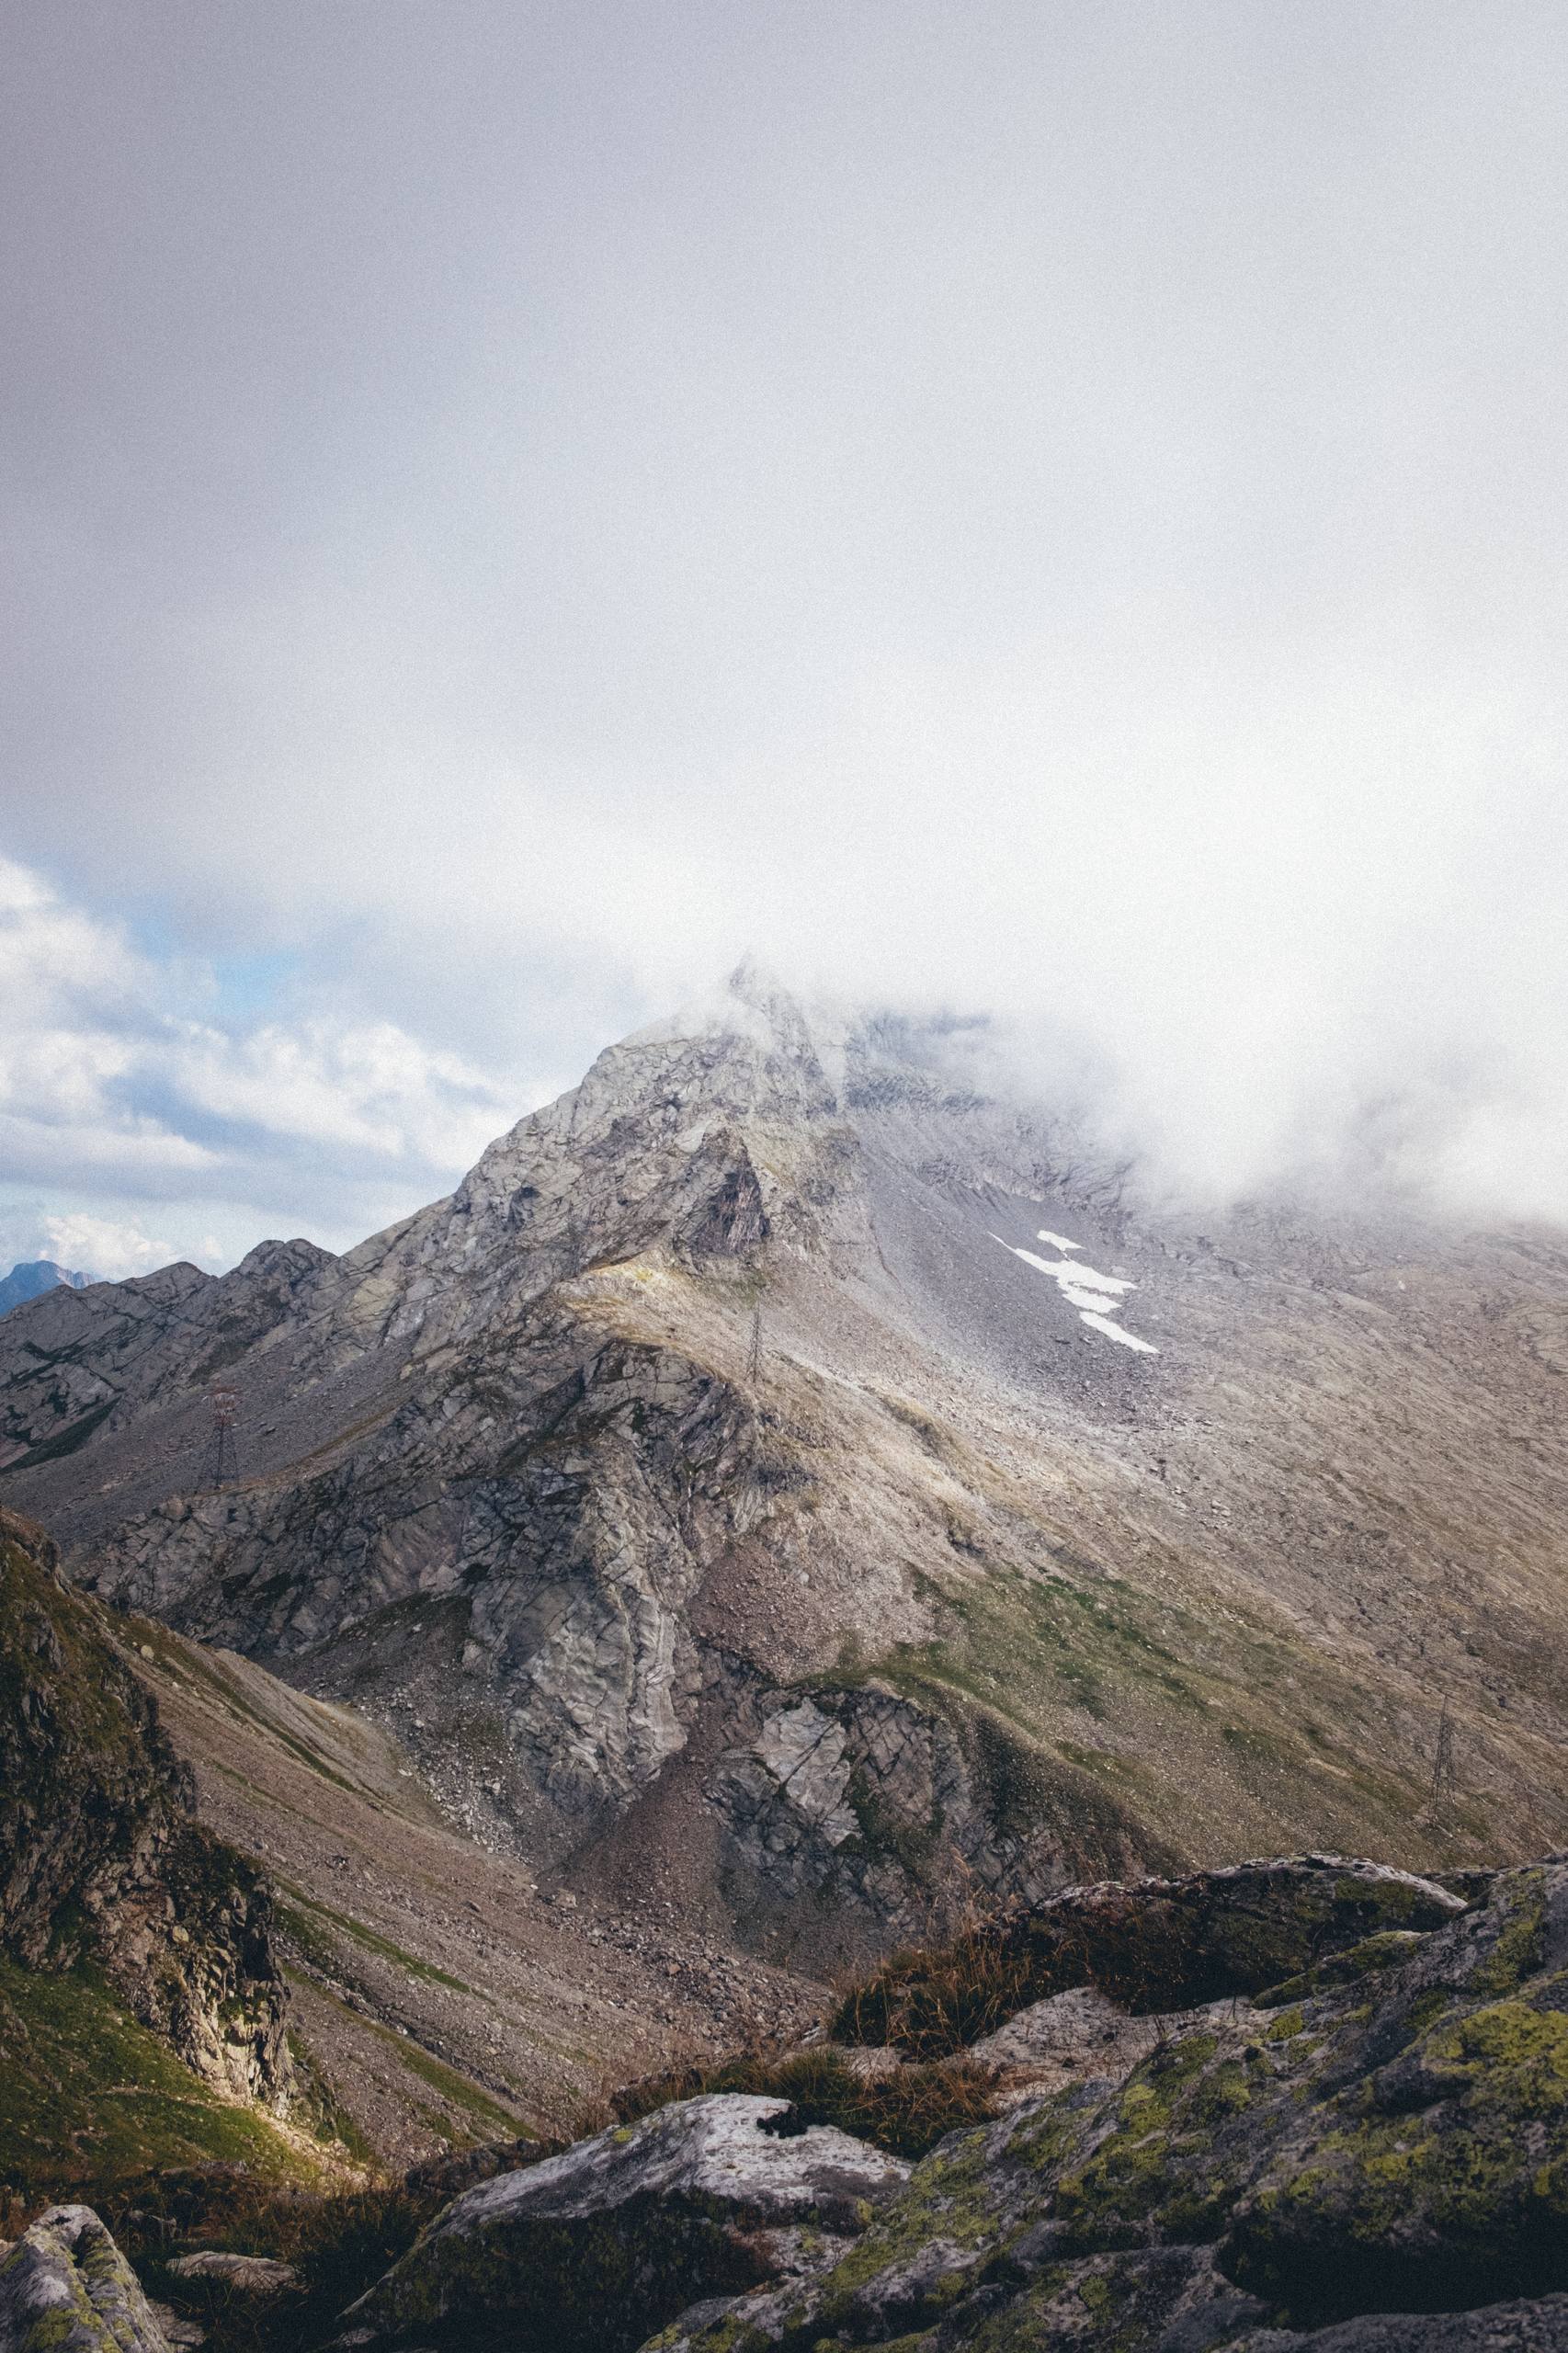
[1080,1308,1158,1354]
[994,1231,1159,1355]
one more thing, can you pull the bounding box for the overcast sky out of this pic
[4,2,1566,1275]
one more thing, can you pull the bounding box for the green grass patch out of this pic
[383,2032,521,2135]
[0,1957,308,2205]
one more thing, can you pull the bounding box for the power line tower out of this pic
[1429,1694,1458,1825]
[746,1307,763,1385]
[205,1380,240,1491]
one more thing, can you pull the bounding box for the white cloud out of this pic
[0,858,530,1270]
[6,7,1568,1235]
[167,1018,514,1165]
[0,1112,218,1181]
[42,1211,174,1281]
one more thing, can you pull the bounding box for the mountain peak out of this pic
[11,979,1568,2027]
[0,1259,91,1320]
[723,950,790,1017]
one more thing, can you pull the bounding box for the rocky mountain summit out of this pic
[4,971,1568,1972]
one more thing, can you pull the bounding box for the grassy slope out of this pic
[117,1616,544,2159]
[0,1957,324,2216]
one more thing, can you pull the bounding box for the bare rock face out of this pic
[710,1684,1116,1939]
[0,1247,334,1479]
[9,969,1568,1967]
[660,1859,1568,2350]
[334,2092,910,2352]
[0,1506,290,2106]
[462,1339,803,1830]
[0,2204,172,2352]
[965,1979,1191,2088]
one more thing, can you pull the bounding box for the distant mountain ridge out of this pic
[2,969,1567,1976]
[0,1259,91,1318]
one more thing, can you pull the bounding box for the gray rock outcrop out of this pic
[0,2204,171,2352]
[664,1858,1568,2349]
[165,2249,299,2294]
[335,2091,909,2351]
[710,1683,1111,1938]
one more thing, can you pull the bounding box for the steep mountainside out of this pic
[3,972,1567,1972]
[0,1506,288,2110]
[117,1604,822,2165]
[0,1506,315,2212]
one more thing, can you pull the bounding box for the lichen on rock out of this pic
[0,2202,173,2352]
[653,1858,1568,2351]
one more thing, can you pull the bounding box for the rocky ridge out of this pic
[4,973,1568,1971]
[0,1261,89,1322]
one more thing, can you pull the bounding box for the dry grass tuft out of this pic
[608,2043,1000,2160]
[0,2151,547,2353]
[830,1887,1201,2059]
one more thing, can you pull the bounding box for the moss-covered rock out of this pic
[1224,1992,1568,2319]
[0,2201,172,2350]
[657,1859,1568,2351]
[1255,1928,1429,2008]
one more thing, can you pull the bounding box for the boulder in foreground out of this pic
[0,2203,171,2352]
[334,2091,909,2351]
[663,1859,1568,2349]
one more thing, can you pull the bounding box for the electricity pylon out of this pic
[1429,1694,1458,1824]
[205,1381,240,1490]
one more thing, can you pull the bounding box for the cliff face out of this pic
[3,974,1568,1966]
[0,1506,290,2108]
